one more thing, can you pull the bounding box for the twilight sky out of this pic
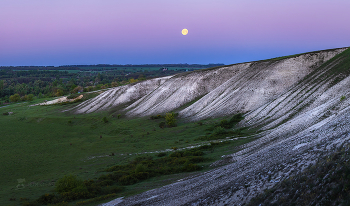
[0,0,349,66]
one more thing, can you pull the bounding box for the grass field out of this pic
[0,96,259,206]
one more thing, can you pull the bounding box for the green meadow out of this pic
[0,96,258,206]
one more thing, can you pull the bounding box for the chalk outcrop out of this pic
[73,48,346,122]
[82,47,350,206]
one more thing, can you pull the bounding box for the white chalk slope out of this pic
[85,47,350,205]
[74,48,346,122]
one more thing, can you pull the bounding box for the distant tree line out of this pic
[0,64,222,104]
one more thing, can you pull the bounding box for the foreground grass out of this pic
[0,99,258,206]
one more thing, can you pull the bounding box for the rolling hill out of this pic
[72,47,350,205]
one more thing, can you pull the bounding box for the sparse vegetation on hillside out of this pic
[195,113,251,141]
[165,112,177,127]
[20,141,234,205]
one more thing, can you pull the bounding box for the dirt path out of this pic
[31,95,83,106]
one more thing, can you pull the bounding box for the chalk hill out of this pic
[76,47,350,205]
[73,48,346,121]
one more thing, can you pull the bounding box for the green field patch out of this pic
[0,102,260,206]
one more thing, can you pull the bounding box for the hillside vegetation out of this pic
[0,97,253,206]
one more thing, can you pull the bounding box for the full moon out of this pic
[182,28,188,35]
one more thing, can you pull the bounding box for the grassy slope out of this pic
[0,97,256,206]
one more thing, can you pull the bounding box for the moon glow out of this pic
[182,29,188,35]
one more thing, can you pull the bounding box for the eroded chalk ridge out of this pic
[96,47,350,205]
[74,48,346,121]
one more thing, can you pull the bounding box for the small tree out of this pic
[73,86,83,93]
[21,95,27,101]
[165,112,177,127]
[102,116,108,123]
[55,89,63,97]
[87,86,94,92]
[27,94,34,101]
[9,94,20,102]
[213,126,226,135]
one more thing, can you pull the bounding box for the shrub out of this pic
[27,94,34,101]
[341,96,346,101]
[21,95,27,101]
[170,151,183,157]
[9,94,20,102]
[119,175,138,185]
[213,126,226,135]
[87,86,94,92]
[188,156,205,163]
[102,117,108,123]
[55,175,86,194]
[37,193,56,205]
[56,89,64,97]
[165,112,177,127]
[229,113,243,124]
[96,180,113,187]
[134,172,149,180]
[73,86,83,94]
[193,150,204,156]
[107,171,128,180]
[135,164,147,173]
[219,119,230,128]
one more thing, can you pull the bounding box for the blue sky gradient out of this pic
[0,0,349,66]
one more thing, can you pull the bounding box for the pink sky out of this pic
[0,0,349,66]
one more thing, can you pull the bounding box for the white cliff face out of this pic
[125,63,252,117]
[73,76,172,113]
[74,48,346,122]
[179,49,346,120]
